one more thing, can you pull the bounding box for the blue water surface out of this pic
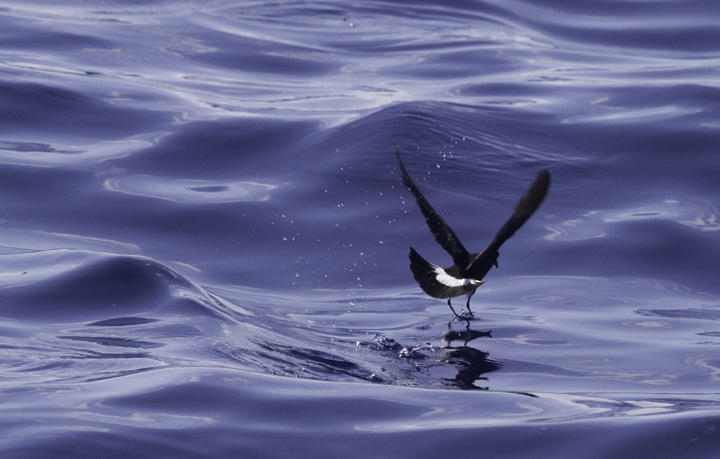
[1,0,720,457]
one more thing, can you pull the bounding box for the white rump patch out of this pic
[433,266,482,288]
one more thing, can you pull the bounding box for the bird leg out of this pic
[447,298,459,317]
[465,290,476,318]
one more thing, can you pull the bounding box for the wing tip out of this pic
[516,168,551,217]
[537,169,551,190]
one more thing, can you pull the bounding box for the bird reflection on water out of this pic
[371,321,500,390]
[440,322,498,390]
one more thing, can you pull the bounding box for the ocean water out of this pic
[1,0,720,457]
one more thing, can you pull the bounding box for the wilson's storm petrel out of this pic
[396,149,550,318]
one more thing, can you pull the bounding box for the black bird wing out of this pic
[468,169,550,276]
[396,149,470,268]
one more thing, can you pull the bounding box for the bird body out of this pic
[396,149,550,317]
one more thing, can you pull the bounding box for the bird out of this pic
[396,148,550,318]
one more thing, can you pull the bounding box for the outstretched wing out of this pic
[396,148,470,268]
[489,169,550,250]
[469,169,550,275]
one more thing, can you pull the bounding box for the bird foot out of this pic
[449,311,475,324]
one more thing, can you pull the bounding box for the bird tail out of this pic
[408,247,475,299]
